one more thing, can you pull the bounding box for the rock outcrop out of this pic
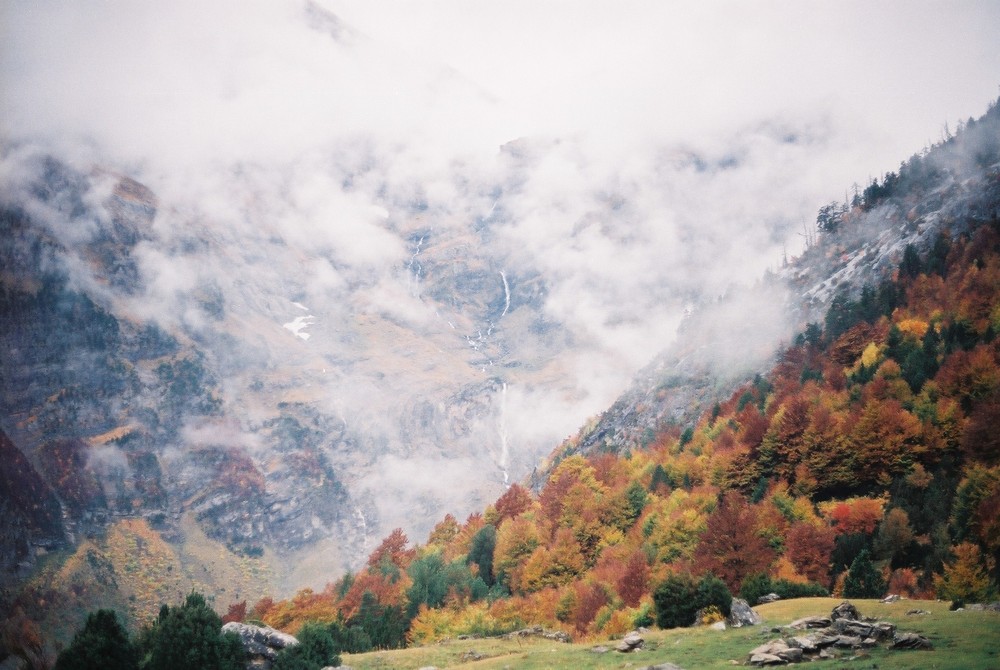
[222,622,298,669]
[746,601,932,666]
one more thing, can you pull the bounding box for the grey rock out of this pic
[709,620,727,631]
[880,594,901,603]
[749,640,790,657]
[590,646,610,654]
[788,615,830,629]
[757,593,781,604]
[831,601,861,621]
[748,652,787,666]
[222,622,298,663]
[905,608,930,615]
[616,630,645,652]
[638,664,686,670]
[787,636,817,652]
[834,635,863,648]
[728,598,763,627]
[891,632,933,650]
[776,647,803,662]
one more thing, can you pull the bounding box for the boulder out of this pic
[749,640,791,657]
[616,630,645,652]
[748,652,786,666]
[222,622,298,664]
[709,621,727,631]
[831,601,860,621]
[880,594,901,603]
[787,636,817,652]
[728,598,763,627]
[637,664,685,670]
[788,615,830,629]
[777,647,803,663]
[891,632,933,650]
[905,609,929,615]
[757,593,781,604]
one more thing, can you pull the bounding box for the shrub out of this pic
[653,573,733,629]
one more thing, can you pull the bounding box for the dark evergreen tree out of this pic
[695,573,733,617]
[327,621,371,654]
[842,549,886,598]
[348,592,407,650]
[652,573,699,629]
[467,524,496,586]
[272,622,340,670]
[138,592,245,670]
[55,609,138,670]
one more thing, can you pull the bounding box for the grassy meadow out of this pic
[342,598,1000,670]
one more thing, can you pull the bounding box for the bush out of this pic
[653,573,733,629]
[740,574,829,604]
[273,622,340,670]
[653,574,698,629]
[696,574,732,617]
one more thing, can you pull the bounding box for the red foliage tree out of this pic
[615,551,651,607]
[221,600,247,624]
[693,491,775,592]
[785,522,835,585]
[493,484,534,525]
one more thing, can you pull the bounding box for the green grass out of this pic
[341,598,1000,669]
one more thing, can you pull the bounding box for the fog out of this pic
[2,0,999,570]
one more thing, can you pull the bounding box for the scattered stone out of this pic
[831,601,861,621]
[616,630,645,652]
[880,594,901,603]
[749,639,791,657]
[748,652,786,666]
[777,647,803,663]
[787,636,817,653]
[637,664,685,670]
[590,646,610,654]
[905,609,930,615]
[728,598,763,627]
[709,621,727,631]
[505,626,571,643]
[788,615,830,629]
[460,650,484,662]
[891,632,933,650]
[834,635,863,648]
[758,593,781,604]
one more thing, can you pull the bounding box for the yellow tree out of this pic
[934,542,997,603]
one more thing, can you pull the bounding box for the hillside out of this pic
[2,97,999,666]
[239,99,1000,650]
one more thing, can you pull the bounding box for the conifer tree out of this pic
[842,549,886,598]
[55,609,138,670]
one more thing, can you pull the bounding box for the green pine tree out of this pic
[55,609,138,670]
[842,549,886,598]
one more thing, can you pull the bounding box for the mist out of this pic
[2,0,999,578]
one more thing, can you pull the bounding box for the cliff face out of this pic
[0,150,585,593]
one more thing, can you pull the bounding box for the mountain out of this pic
[550,102,1000,470]
[246,100,1000,647]
[2,95,998,652]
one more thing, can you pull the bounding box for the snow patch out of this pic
[283,314,316,340]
